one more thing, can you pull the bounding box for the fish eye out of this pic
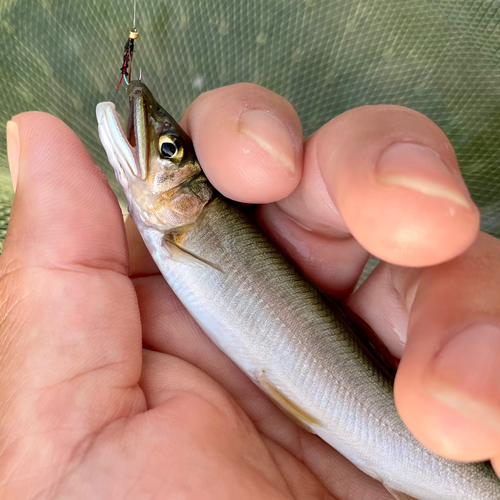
[158,135,184,162]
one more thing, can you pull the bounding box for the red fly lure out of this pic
[116,27,139,93]
[116,0,139,93]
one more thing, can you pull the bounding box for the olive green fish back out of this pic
[1,0,500,252]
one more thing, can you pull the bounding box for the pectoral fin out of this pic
[162,238,223,272]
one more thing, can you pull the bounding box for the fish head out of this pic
[96,81,213,232]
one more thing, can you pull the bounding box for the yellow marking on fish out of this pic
[168,232,187,247]
[255,371,323,429]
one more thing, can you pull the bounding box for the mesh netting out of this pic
[1,0,500,252]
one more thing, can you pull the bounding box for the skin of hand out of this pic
[0,84,499,500]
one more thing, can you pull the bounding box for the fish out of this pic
[96,80,500,500]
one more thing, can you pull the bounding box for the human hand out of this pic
[0,84,498,499]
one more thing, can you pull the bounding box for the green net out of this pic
[1,0,500,253]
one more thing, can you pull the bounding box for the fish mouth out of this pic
[96,80,151,183]
[96,101,143,184]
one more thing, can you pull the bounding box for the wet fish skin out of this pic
[96,81,500,500]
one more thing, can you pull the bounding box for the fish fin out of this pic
[254,371,323,430]
[162,239,223,273]
[383,484,419,500]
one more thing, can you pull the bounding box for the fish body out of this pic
[96,81,500,500]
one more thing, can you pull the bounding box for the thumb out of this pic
[4,112,128,270]
[0,113,143,497]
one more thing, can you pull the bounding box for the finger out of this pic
[3,114,128,271]
[181,83,303,204]
[348,232,500,462]
[493,457,500,477]
[275,105,479,269]
[344,262,417,360]
[0,113,143,490]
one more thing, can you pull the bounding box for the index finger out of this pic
[181,83,304,204]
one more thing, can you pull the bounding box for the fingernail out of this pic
[425,323,500,433]
[238,110,296,172]
[377,143,472,209]
[6,120,20,192]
